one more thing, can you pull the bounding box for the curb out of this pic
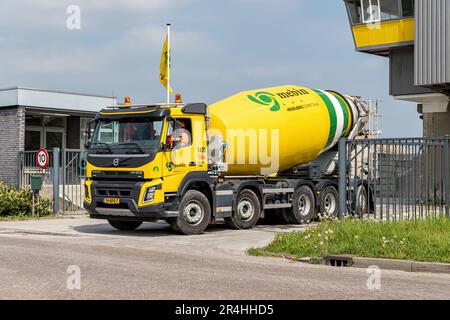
[292,256,450,274]
[351,257,450,274]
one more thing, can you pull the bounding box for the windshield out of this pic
[91,117,164,153]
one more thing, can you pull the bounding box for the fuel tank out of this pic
[208,85,360,175]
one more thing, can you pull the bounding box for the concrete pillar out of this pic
[423,107,450,137]
[422,107,450,208]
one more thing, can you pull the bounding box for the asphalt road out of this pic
[0,217,448,299]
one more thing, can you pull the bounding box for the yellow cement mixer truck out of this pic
[83,85,369,234]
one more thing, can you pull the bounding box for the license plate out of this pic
[104,198,120,205]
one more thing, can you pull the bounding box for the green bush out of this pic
[0,181,52,217]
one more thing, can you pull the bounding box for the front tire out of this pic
[284,185,316,224]
[225,189,261,229]
[173,190,211,235]
[108,220,143,231]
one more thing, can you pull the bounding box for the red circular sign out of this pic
[36,148,49,169]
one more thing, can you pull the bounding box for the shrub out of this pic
[0,181,52,217]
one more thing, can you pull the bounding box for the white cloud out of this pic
[0,0,196,30]
[4,48,96,74]
[0,23,220,78]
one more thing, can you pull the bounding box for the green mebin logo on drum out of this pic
[247,92,280,112]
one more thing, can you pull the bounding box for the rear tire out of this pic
[279,209,294,224]
[108,220,143,231]
[173,190,211,235]
[284,185,316,224]
[354,185,368,217]
[319,186,339,218]
[225,189,261,229]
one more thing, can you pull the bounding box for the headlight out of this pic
[143,186,156,203]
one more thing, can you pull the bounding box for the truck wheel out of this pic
[285,185,316,224]
[108,220,143,231]
[166,218,180,232]
[319,186,339,218]
[225,189,261,229]
[354,185,368,217]
[174,190,211,235]
[279,209,293,224]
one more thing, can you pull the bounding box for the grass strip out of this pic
[249,217,450,263]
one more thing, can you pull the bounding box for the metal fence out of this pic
[339,137,450,220]
[62,149,86,212]
[18,148,86,214]
[19,149,55,191]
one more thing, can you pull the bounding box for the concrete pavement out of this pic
[0,217,448,299]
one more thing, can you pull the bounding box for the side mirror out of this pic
[84,120,95,149]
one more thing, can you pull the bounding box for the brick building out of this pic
[0,87,116,186]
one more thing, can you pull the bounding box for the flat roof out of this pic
[0,86,117,113]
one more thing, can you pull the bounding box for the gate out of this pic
[61,149,86,213]
[19,149,56,201]
[19,148,86,214]
[338,137,450,220]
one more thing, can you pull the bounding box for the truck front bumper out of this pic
[84,180,180,221]
[84,200,180,221]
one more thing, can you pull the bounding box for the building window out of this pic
[347,0,408,25]
[25,114,66,151]
[45,131,63,150]
[401,0,414,17]
[43,115,64,128]
[347,0,363,24]
[25,130,41,151]
[362,0,381,23]
[25,114,42,126]
[379,0,401,20]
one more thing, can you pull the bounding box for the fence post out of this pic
[338,138,347,218]
[444,136,449,217]
[53,148,60,215]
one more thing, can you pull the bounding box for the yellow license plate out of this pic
[104,198,120,205]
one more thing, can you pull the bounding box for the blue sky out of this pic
[0,0,422,137]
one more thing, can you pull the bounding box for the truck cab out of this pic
[83,102,219,234]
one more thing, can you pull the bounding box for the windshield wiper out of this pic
[118,142,145,154]
[92,142,112,153]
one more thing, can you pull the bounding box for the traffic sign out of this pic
[36,148,49,169]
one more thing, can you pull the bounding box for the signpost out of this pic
[33,148,48,217]
[36,148,49,169]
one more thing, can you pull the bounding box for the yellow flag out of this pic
[159,35,173,93]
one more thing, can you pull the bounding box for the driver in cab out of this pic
[167,119,190,149]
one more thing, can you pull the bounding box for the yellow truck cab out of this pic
[84,102,222,234]
[84,85,370,234]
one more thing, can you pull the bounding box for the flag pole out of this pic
[166,23,171,104]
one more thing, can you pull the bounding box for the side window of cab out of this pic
[166,118,192,149]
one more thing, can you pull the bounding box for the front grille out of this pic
[96,188,132,198]
[92,171,144,180]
